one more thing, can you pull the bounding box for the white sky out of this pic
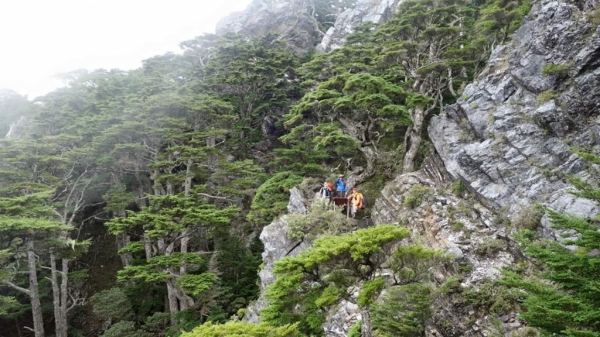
[0,0,253,99]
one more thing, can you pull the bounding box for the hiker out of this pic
[335,175,346,197]
[348,187,364,218]
[319,182,333,201]
[326,181,334,193]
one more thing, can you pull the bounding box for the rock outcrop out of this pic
[372,171,520,336]
[245,187,311,323]
[216,0,326,56]
[216,0,404,55]
[429,0,600,238]
[5,116,26,139]
[318,0,403,52]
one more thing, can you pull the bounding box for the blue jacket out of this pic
[335,178,346,191]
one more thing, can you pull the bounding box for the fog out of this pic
[0,0,252,99]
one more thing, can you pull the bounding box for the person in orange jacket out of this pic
[348,187,364,218]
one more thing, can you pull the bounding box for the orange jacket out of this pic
[349,192,364,209]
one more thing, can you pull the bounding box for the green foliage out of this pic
[0,295,19,316]
[176,273,219,298]
[286,198,352,241]
[477,0,531,43]
[463,280,523,315]
[514,204,544,230]
[389,245,446,284]
[542,63,571,79]
[371,284,432,337]
[90,288,133,321]
[0,0,537,334]
[452,180,467,196]
[215,235,263,315]
[403,185,431,209]
[101,321,152,337]
[248,171,303,226]
[181,321,303,337]
[505,212,600,336]
[358,277,386,307]
[263,226,410,335]
[502,196,600,335]
[474,238,507,256]
[263,226,441,336]
[348,321,361,337]
[537,90,556,104]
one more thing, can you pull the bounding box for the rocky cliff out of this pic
[245,187,312,323]
[318,0,403,52]
[216,0,404,55]
[429,0,600,236]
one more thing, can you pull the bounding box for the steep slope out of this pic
[216,0,404,55]
[430,0,600,233]
[246,0,600,336]
[318,0,403,51]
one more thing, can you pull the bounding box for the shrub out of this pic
[286,198,352,241]
[541,63,571,79]
[90,288,133,321]
[514,204,544,230]
[475,238,507,256]
[348,321,361,337]
[452,221,465,232]
[587,8,600,25]
[463,281,523,314]
[537,90,556,104]
[509,327,540,337]
[247,171,303,226]
[371,284,432,336]
[101,321,151,337]
[403,184,432,209]
[452,180,467,196]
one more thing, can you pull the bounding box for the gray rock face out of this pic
[429,0,600,233]
[5,116,26,139]
[216,0,325,56]
[371,171,520,336]
[216,0,403,55]
[318,0,403,52]
[245,187,311,323]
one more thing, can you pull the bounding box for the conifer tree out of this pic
[503,151,600,336]
[263,225,439,337]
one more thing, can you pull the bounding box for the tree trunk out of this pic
[116,233,133,267]
[158,239,179,327]
[402,107,425,173]
[26,239,44,337]
[50,252,63,337]
[360,307,373,337]
[143,234,153,260]
[180,160,192,277]
[58,259,69,337]
[166,281,179,328]
[346,146,377,189]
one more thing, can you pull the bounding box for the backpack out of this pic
[327,182,334,192]
[361,195,367,209]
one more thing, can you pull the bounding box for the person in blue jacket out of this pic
[335,175,347,197]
